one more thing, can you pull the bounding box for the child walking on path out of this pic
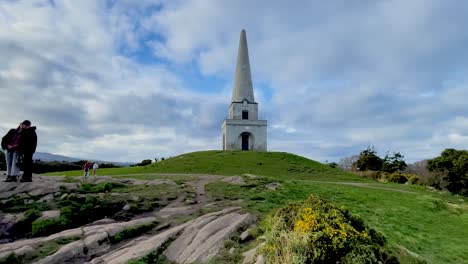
[92,162,99,176]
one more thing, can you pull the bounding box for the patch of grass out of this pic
[31,195,125,237]
[78,182,126,193]
[0,195,49,214]
[0,253,22,264]
[110,222,157,244]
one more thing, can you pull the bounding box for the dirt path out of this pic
[289,180,419,194]
[153,174,224,218]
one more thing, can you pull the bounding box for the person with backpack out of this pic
[2,124,23,182]
[18,120,37,182]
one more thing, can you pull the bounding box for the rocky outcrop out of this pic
[88,207,254,264]
[222,176,246,185]
[0,175,79,199]
[165,208,255,263]
[0,213,24,239]
[0,217,157,260]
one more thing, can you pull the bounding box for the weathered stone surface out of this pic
[165,208,255,263]
[38,194,54,203]
[265,182,282,190]
[145,179,177,186]
[37,210,60,221]
[35,240,87,264]
[242,242,265,264]
[87,208,253,264]
[0,175,79,199]
[222,176,246,185]
[240,228,252,241]
[0,213,24,238]
[255,254,266,264]
[0,217,156,260]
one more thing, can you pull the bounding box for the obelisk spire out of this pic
[232,29,255,103]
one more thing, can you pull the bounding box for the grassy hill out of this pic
[46,150,367,182]
[45,151,468,263]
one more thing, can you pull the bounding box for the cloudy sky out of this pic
[1,0,468,163]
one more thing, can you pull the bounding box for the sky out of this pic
[1,0,468,163]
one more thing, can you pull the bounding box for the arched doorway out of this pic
[242,134,249,150]
[240,132,253,151]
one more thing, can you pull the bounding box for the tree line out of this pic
[338,147,468,196]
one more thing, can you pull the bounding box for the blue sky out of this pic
[1,0,468,163]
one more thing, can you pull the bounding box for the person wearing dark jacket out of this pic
[1,125,21,182]
[18,120,37,182]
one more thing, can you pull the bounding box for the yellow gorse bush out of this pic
[263,195,395,264]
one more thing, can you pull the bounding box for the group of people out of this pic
[83,160,99,177]
[1,120,38,182]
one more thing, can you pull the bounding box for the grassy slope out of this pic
[46,151,367,182]
[45,151,468,264]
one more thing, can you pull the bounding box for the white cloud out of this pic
[1,0,468,163]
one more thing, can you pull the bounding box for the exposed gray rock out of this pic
[0,217,157,260]
[255,254,265,264]
[122,204,130,211]
[0,175,79,199]
[38,193,54,203]
[37,210,60,221]
[222,176,246,185]
[165,207,255,263]
[89,218,115,226]
[0,213,24,238]
[265,182,282,190]
[242,242,265,264]
[87,207,253,264]
[240,228,252,242]
[145,179,177,186]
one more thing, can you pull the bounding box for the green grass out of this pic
[206,178,468,264]
[45,151,368,182]
[43,150,468,263]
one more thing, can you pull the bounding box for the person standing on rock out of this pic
[83,161,92,177]
[18,120,37,182]
[2,124,22,182]
[92,162,99,176]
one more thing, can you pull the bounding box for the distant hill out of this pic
[34,152,134,167]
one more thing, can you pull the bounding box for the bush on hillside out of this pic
[263,195,398,264]
[427,148,468,195]
[355,147,383,171]
[387,173,409,184]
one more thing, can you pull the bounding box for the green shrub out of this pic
[407,174,421,185]
[0,253,22,264]
[263,195,398,264]
[387,173,408,184]
[31,218,63,237]
[8,208,43,238]
[78,182,125,194]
